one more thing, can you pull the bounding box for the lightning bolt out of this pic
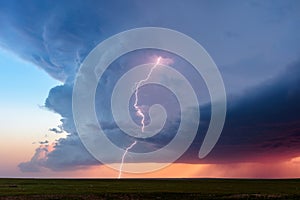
[134,56,161,133]
[118,57,161,179]
[117,140,137,179]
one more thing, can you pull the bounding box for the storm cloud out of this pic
[0,0,299,171]
[186,61,300,164]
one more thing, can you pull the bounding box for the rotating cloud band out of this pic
[118,57,161,178]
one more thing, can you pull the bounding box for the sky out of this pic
[0,0,300,178]
[0,47,63,177]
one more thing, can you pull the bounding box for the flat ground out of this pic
[0,179,299,199]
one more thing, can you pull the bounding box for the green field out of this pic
[0,179,299,199]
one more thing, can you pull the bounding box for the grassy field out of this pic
[0,178,299,199]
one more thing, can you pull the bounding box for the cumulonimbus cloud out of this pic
[0,1,299,172]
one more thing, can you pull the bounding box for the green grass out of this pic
[0,179,299,199]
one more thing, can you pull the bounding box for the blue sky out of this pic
[0,48,62,177]
[0,48,59,105]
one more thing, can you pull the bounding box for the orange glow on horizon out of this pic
[70,157,300,179]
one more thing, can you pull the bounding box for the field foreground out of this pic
[0,178,299,199]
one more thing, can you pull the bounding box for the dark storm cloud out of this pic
[187,61,300,164]
[1,0,300,86]
[18,60,300,171]
[0,0,141,82]
[0,0,299,171]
